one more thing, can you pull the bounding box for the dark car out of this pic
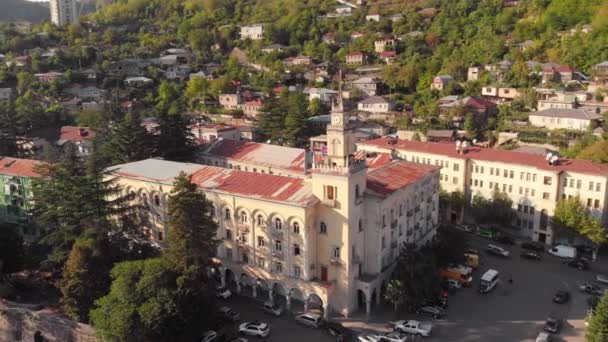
[416,306,445,319]
[567,259,589,270]
[422,297,448,309]
[575,244,593,256]
[521,241,545,252]
[553,290,570,304]
[543,317,561,333]
[521,251,542,261]
[579,283,603,296]
[325,322,355,342]
[217,306,241,322]
[496,234,515,245]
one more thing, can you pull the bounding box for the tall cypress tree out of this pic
[284,92,310,147]
[106,112,153,165]
[156,112,195,162]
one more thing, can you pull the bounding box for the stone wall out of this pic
[0,300,97,342]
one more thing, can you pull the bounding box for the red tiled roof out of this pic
[0,157,44,178]
[354,150,393,169]
[202,140,306,172]
[191,167,315,206]
[380,51,397,57]
[245,99,263,106]
[367,160,439,196]
[59,126,96,142]
[466,96,496,110]
[359,138,608,177]
[555,65,576,73]
[190,124,236,132]
[347,51,364,56]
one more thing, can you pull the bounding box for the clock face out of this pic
[332,115,342,125]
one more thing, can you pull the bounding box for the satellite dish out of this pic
[473,139,477,144]
[550,155,558,164]
[546,152,553,161]
[456,140,461,147]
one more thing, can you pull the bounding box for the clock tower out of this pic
[325,93,355,167]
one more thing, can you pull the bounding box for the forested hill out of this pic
[0,0,49,23]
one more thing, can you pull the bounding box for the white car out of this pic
[216,286,232,299]
[596,273,608,285]
[201,330,218,342]
[358,334,382,342]
[486,244,510,257]
[394,320,433,337]
[445,279,462,289]
[238,322,270,338]
[536,331,551,342]
[381,332,408,342]
[447,263,473,275]
[455,225,473,233]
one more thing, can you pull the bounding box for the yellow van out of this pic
[464,253,479,268]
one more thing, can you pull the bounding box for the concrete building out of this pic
[50,0,79,26]
[56,126,96,156]
[110,99,440,318]
[190,124,240,144]
[431,75,454,91]
[240,24,265,40]
[357,138,608,245]
[0,88,13,101]
[357,96,395,113]
[346,52,366,65]
[529,108,603,131]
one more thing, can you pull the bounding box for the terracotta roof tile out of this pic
[202,140,306,172]
[367,160,439,196]
[59,126,96,142]
[0,157,45,178]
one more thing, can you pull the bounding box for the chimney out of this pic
[79,128,88,137]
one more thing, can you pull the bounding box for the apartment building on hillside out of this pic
[357,138,608,245]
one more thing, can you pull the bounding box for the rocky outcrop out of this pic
[0,300,96,342]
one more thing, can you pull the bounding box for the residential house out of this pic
[82,100,110,112]
[481,86,520,102]
[190,124,240,143]
[322,33,336,44]
[542,65,586,84]
[467,66,481,81]
[350,32,364,40]
[6,56,31,69]
[304,88,338,105]
[425,130,457,143]
[592,61,608,86]
[346,51,366,65]
[515,40,535,51]
[60,98,80,114]
[357,96,395,113]
[374,36,395,53]
[262,44,286,53]
[109,58,149,76]
[243,99,264,118]
[0,157,45,236]
[438,96,498,124]
[529,108,603,131]
[334,5,352,14]
[388,13,404,22]
[237,125,261,142]
[190,70,213,80]
[352,77,381,96]
[165,65,192,81]
[56,126,96,156]
[65,85,107,101]
[431,75,454,91]
[124,76,154,87]
[285,55,313,67]
[0,88,13,101]
[219,94,242,110]
[240,24,265,40]
[365,14,381,22]
[379,51,397,64]
[34,71,64,84]
[119,100,144,114]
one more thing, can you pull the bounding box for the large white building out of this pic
[109,100,440,318]
[50,0,79,26]
[357,138,608,245]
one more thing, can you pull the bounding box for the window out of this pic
[320,222,327,234]
[563,178,568,188]
[517,204,522,212]
[503,170,508,178]
[257,215,264,226]
[596,183,601,192]
[519,187,523,195]
[453,163,459,171]
[508,185,513,193]
[589,182,594,191]
[242,253,249,264]
[528,221,534,229]
[594,199,600,209]
[240,211,248,223]
[326,185,336,200]
[257,258,265,269]
[474,179,478,186]
[570,179,574,188]
[382,214,386,227]
[240,234,248,243]
[533,174,537,182]
[475,165,479,173]
[587,198,593,207]
[577,180,582,189]
[523,205,529,213]
[531,189,535,197]
[381,236,386,249]
[543,192,550,200]
[480,166,484,174]
[158,232,163,241]
[225,208,231,220]
[154,195,161,206]
[530,207,535,215]
[293,244,300,256]
[333,247,340,258]
[257,236,265,247]
[544,177,552,185]
[453,177,458,184]
[274,218,282,230]
[520,172,524,180]
[293,266,301,278]
[479,181,483,187]
[503,184,507,192]
[226,229,232,240]
[399,224,403,236]
[526,173,531,181]
[490,167,494,175]
[510,171,514,179]
[358,219,363,232]
[496,168,500,175]
[275,262,283,273]
[275,240,282,251]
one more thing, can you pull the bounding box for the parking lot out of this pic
[215,233,605,342]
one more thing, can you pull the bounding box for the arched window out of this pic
[293,222,300,234]
[257,215,264,226]
[240,211,248,223]
[274,218,282,230]
[154,195,161,207]
[320,222,327,234]
[142,193,149,208]
[225,208,231,220]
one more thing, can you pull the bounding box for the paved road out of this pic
[217,234,603,342]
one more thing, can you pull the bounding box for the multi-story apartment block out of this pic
[50,0,79,26]
[357,138,608,245]
[0,157,44,237]
[109,100,440,318]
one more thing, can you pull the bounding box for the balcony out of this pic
[271,250,284,259]
[272,230,284,240]
[390,219,398,229]
[322,198,336,207]
[237,223,250,233]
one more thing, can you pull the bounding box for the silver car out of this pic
[595,273,608,285]
[295,312,323,328]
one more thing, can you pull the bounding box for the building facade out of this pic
[110,100,440,318]
[50,0,79,26]
[357,138,608,245]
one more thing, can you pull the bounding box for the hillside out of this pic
[0,0,49,23]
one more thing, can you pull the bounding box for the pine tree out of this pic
[586,291,608,341]
[258,91,288,143]
[156,112,195,162]
[106,112,153,165]
[0,224,24,278]
[284,92,310,147]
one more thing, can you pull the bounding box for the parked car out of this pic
[575,244,593,256]
[567,259,589,270]
[543,317,561,333]
[422,297,448,309]
[477,229,497,240]
[596,274,608,285]
[416,306,445,319]
[579,283,603,296]
[261,301,284,317]
[486,244,510,257]
[393,320,433,337]
[521,241,545,252]
[464,248,480,256]
[238,322,270,338]
[536,331,552,342]
[295,312,324,328]
[357,334,382,342]
[326,322,355,342]
[201,330,218,342]
[454,224,473,233]
[496,234,515,245]
[216,286,232,299]
[380,332,407,342]
[447,263,473,275]
[229,338,248,342]
[548,245,577,259]
[217,306,240,322]
[552,290,570,304]
[521,251,542,261]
